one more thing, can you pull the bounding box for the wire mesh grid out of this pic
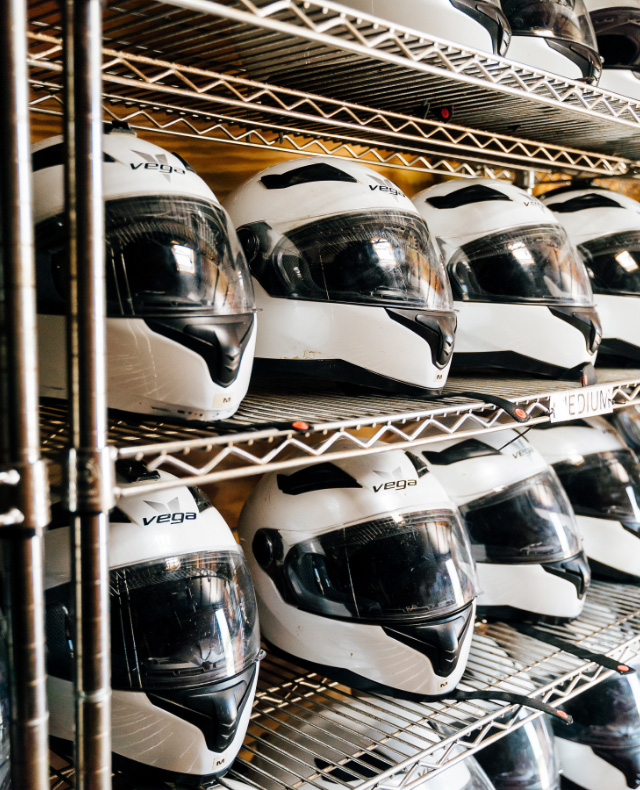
[49,581,640,789]
[26,0,640,165]
[25,27,632,178]
[37,369,640,495]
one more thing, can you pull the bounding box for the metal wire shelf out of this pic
[26,0,640,178]
[49,580,640,789]
[38,369,640,496]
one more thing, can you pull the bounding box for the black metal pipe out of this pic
[0,0,51,787]
[64,0,112,786]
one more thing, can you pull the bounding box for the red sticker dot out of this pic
[292,421,310,431]
[619,664,631,672]
[441,108,450,120]
[515,408,527,420]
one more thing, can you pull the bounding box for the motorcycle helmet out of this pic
[476,715,561,790]
[501,0,601,82]
[237,445,479,698]
[553,668,640,789]
[543,185,640,364]
[415,431,590,621]
[45,468,262,785]
[224,156,456,395]
[609,406,640,455]
[586,1,640,100]
[412,178,601,379]
[235,698,496,790]
[337,0,511,56]
[525,416,640,582]
[33,123,257,421]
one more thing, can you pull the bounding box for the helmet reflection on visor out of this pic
[501,0,602,81]
[460,471,582,564]
[476,716,561,790]
[449,224,593,305]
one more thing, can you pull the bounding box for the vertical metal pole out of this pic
[514,169,537,194]
[0,0,50,787]
[64,0,113,787]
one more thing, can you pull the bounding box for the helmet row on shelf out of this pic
[42,406,640,787]
[33,128,640,421]
[340,0,640,100]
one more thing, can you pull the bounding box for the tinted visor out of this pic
[460,471,581,564]
[253,210,453,311]
[558,671,640,749]
[283,511,477,622]
[46,551,261,690]
[580,231,640,296]
[449,224,594,305]
[36,196,255,317]
[475,717,560,790]
[591,7,640,72]
[553,449,640,528]
[610,408,640,455]
[501,0,598,50]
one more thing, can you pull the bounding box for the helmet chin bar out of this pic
[147,662,259,754]
[383,604,474,679]
[145,313,255,387]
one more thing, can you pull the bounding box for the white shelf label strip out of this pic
[549,384,615,423]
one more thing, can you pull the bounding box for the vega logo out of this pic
[129,150,186,180]
[372,465,418,493]
[368,175,406,200]
[142,497,196,525]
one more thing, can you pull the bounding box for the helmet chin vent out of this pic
[276,462,362,496]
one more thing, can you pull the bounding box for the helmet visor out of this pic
[501,0,598,50]
[36,197,255,317]
[475,717,560,790]
[610,407,640,455]
[258,210,453,311]
[553,449,640,528]
[283,510,477,622]
[558,671,640,749]
[580,231,640,296]
[449,224,594,305]
[109,550,260,689]
[590,7,640,72]
[460,470,581,564]
[105,196,255,317]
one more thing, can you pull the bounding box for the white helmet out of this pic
[34,123,257,421]
[416,431,590,621]
[45,466,262,785]
[237,446,478,698]
[553,667,640,790]
[235,698,496,790]
[543,185,640,364]
[476,715,561,790]
[224,156,456,394]
[412,178,601,379]
[336,0,511,56]
[500,0,601,81]
[526,416,640,582]
[586,1,640,100]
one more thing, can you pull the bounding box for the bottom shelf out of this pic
[49,581,640,790]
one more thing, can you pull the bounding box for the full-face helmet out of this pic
[34,124,256,421]
[417,431,590,621]
[501,0,601,81]
[526,416,640,582]
[237,446,478,698]
[543,185,640,364]
[412,178,601,380]
[45,469,261,785]
[586,1,640,100]
[225,157,456,394]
